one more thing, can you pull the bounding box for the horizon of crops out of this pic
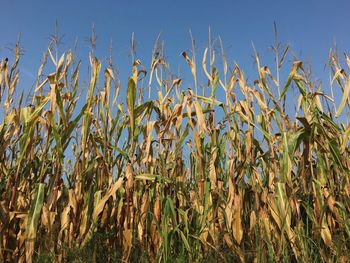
[0,31,350,262]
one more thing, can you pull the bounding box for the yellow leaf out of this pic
[193,101,207,136]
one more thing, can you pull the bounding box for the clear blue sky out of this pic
[1,0,350,104]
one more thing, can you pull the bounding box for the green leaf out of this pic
[26,183,45,240]
[280,61,303,100]
[195,95,223,107]
[49,113,64,161]
[55,84,67,125]
[127,77,136,136]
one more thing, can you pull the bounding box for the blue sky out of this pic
[1,0,350,105]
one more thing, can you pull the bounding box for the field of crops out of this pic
[1,34,350,262]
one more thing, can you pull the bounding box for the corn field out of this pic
[0,34,350,263]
